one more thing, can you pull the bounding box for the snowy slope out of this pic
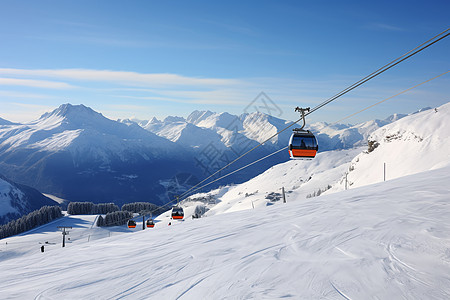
[0,174,58,224]
[185,147,362,216]
[341,103,450,190]
[0,166,449,299]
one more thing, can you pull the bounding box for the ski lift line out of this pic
[181,71,449,201]
[309,29,450,115]
[330,70,450,126]
[178,121,296,200]
[10,66,444,234]
[6,72,450,231]
[310,28,450,114]
[178,28,449,201]
[5,64,445,235]
[184,146,289,198]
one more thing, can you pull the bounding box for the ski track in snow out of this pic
[1,166,449,299]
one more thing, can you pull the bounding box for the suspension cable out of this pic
[186,146,288,197]
[330,70,449,125]
[179,70,449,200]
[91,29,450,224]
[309,28,449,114]
[178,28,449,200]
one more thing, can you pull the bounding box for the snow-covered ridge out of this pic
[0,103,175,158]
[129,107,428,153]
[343,103,450,189]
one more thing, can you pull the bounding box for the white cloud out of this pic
[0,68,241,88]
[0,90,51,99]
[0,78,74,89]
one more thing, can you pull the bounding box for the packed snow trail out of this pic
[0,166,449,299]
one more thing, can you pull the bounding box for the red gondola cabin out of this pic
[288,130,318,159]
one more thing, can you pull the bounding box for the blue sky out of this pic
[0,0,449,124]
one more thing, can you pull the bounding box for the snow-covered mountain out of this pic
[118,107,420,195]
[129,108,423,153]
[174,103,446,216]
[337,103,449,190]
[0,174,58,225]
[0,103,434,208]
[0,104,198,205]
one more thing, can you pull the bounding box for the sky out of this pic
[0,0,449,124]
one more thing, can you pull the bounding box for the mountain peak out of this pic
[186,110,215,125]
[36,103,109,130]
[43,103,98,119]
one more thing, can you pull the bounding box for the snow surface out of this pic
[1,166,449,299]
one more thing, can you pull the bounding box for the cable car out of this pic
[146,219,155,228]
[127,220,136,228]
[288,106,318,159]
[171,206,184,220]
[288,129,318,159]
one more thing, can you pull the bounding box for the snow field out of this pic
[1,166,449,299]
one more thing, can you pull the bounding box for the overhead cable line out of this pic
[178,28,449,200]
[185,146,288,197]
[180,71,449,199]
[330,70,449,125]
[308,28,449,114]
[86,66,448,227]
[66,67,449,228]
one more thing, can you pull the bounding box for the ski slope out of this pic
[1,166,449,299]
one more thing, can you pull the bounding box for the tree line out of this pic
[96,211,134,227]
[0,201,168,237]
[67,202,120,215]
[95,202,168,227]
[0,206,62,239]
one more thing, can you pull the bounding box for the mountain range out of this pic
[0,104,196,207]
[0,103,430,216]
